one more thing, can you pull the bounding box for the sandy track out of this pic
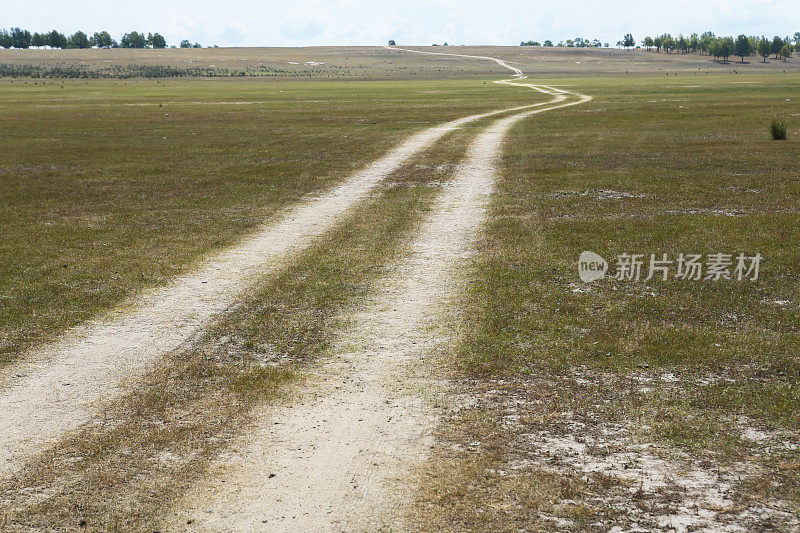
[169,53,590,531]
[0,92,562,478]
[388,46,526,77]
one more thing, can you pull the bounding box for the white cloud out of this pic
[217,23,248,46]
[279,11,327,42]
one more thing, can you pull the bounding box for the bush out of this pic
[769,116,787,140]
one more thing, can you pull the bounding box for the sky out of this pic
[2,0,798,48]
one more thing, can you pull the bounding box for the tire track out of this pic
[0,92,560,479]
[168,50,590,531]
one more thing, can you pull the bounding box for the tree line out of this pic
[521,38,609,48]
[0,28,203,49]
[638,32,798,62]
[520,31,799,63]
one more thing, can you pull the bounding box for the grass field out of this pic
[413,72,800,530]
[0,46,505,79]
[1,45,798,79]
[0,106,494,530]
[0,75,545,364]
[0,46,798,530]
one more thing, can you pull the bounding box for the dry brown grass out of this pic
[410,378,632,532]
[0,75,541,366]
[0,46,504,80]
[1,46,797,81]
[401,45,800,76]
[0,119,488,531]
[410,71,800,530]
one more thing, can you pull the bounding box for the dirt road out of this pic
[167,50,590,531]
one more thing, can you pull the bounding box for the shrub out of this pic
[769,116,787,140]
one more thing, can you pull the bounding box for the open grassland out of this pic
[413,72,800,530]
[404,45,800,76]
[1,45,798,80]
[0,46,506,79]
[2,46,799,530]
[0,77,545,364]
[0,117,488,531]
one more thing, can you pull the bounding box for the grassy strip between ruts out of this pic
[0,76,541,366]
[0,115,488,531]
[411,73,800,531]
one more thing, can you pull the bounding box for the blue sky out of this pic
[2,0,798,47]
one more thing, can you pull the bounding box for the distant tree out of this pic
[709,39,721,61]
[149,33,167,48]
[662,34,675,53]
[592,39,601,47]
[387,40,396,46]
[748,36,758,56]
[622,33,635,49]
[121,31,147,48]
[31,32,46,48]
[643,36,654,50]
[757,38,771,62]
[689,33,699,52]
[795,32,800,46]
[180,39,191,48]
[698,35,710,54]
[543,40,553,47]
[780,44,791,60]
[0,30,11,49]
[192,42,202,48]
[722,37,733,62]
[708,37,732,62]
[734,34,751,62]
[68,31,90,49]
[91,31,115,48]
[653,35,662,52]
[771,36,784,59]
[566,39,574,47]
[47,29,68,49]
[677,34,687,53]
[10,27,32,49]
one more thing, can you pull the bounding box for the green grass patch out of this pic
[427,72,800,528]
[0,76,544,364]
[0,116,482,530]
[770,115,788,140]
